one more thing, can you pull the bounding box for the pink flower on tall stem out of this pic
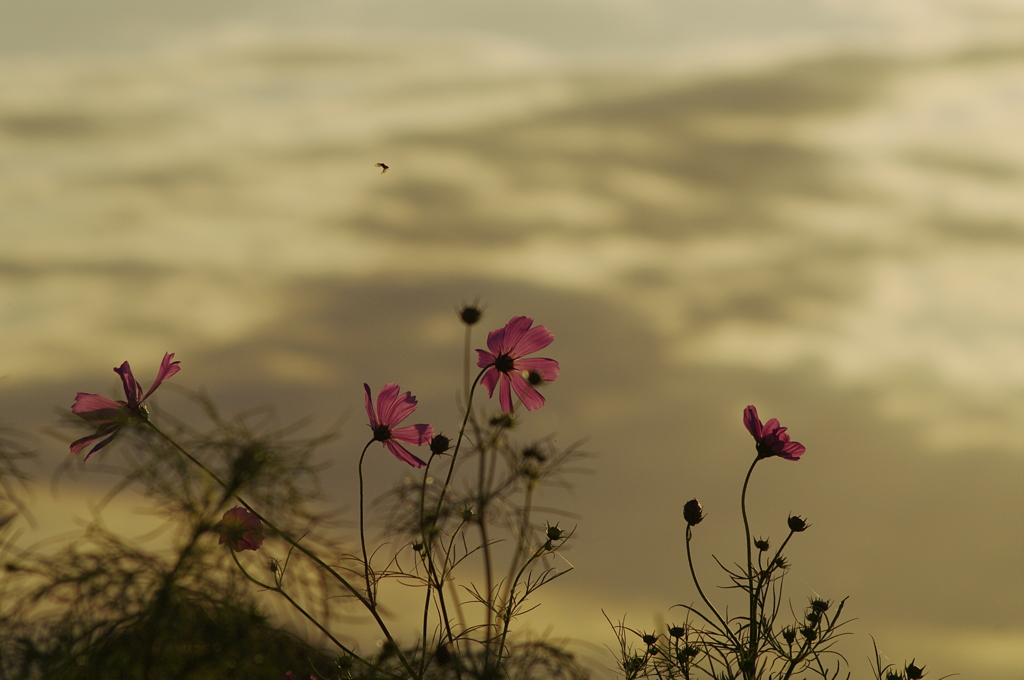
[70,352,181,460]
[743,405,805,461]
[476,316,560,413]
[215,506,265,551]
[364,383,434,469]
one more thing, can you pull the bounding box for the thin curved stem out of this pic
[229,550,367,666]
[357,439,375,603]
[419,582,432,678]
[416,368,487,646]
[464,324,473,404]
[435,368,488,519]
[739,456,760,678]
[415,454,457,650]
[144,420,417,679]
[684,525,742,649]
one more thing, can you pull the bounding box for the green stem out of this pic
[358,440,375,604]
[415,454,457,650]
[739,456,760,679]
[434,368,488,520]
[684,525,742,650]
[416,369,487,645]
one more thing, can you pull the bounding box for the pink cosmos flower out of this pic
[476,316,560,413]
[215,506,265,551]
[70,352,181,460]
[364,383,434,469]
[743,405,805,461]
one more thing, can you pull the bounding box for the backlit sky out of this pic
[1,1,1022,677]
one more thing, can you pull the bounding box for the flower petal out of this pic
[508,370,546,411]
[385,440,427,468]
[363,383,379,428]
[778,442,806,460]
[485,324,508,356]
[512,357,560,382]
[382,389,419,428]
[509,323,554,357]
[743,405,762,438]
[374,383,402,425]
[71,393,123,417]
[498,374,514,413]
[494,316,534,354]
[480,367,500,396]
[70,432,105,455]
[390,423,434,446]
[114,361,142,409]
[72,426,120,459]
[83,433,119,460]
[476,349,496,369]
[139,352,181,403]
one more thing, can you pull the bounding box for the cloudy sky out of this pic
[1,0,1022,677]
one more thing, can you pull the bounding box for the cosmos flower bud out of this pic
[800,627,817,641]
[905,660,926,679]
[683,499,704,526]
[429,434,451,456]
[668,626,686,638]
[754,538,770,551]
[641,633,658,646]
[810,598,831,613]
[546,524,564,541]
[787,515,809,532]
[461,508,476,522]
[782,628,797,644]
[459,304,482,326]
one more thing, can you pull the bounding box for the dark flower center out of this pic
[493,353,515,373]
[372,424,392,442]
